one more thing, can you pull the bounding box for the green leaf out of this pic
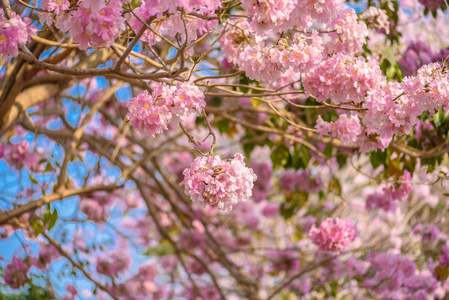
[433,109,446,127]
[45,163,52,172]
[271,144,291,171]
[299,146,311,167]
[214,119,230,134]
[435,265,449,281]
[48,209,59,231]
[250,98,261,107]
[336,155,347,169]
[43,206,52,223]
[370,149,387,169]
[243,142,256,158]
[29,174,38,184]
[143,242,175,256]
[31,220,44,237]
[323,145,333,157]
[329,177,342,196]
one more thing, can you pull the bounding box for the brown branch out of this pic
[0,184,122,225]
[41,232,119,300]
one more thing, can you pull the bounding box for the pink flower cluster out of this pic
[296,0,343,23]
[316,114,362,145]
[241,0,296,32]
[39,0,70,25]
[0,9,36,57]
[422,225,440,242]
[325,8,369,55]
[250,160,272,203]
[439,245,449,267]
[96,251,131,277]
[363,82,414,138]
[356,129,392,153]
[4,257,30,289]
[180,153,257,211]
[309,218,357,253]
[79,175,118,222]
[240,0,345,32]
[399,41,434,76]
[114,264,161,298]
[359,6,390,34]
[267,247,300,273]
[2,141,41,172]
[220,19,253,65]
[365,253,437,299]
[279,169,322,193]
[56,0,126,50]
[32,243,60,270]
[303,54,384,104]
[62,285,78,300]
[364,63,449,138]
[366,192,397,212]
[238,31,323,84]
[130,1,217,49]
[329,257,369,280]
[127,82,205,137]
[366,171,411,211]
[134,0,221,15]
[418,0,444,10]
[403,62,449,112]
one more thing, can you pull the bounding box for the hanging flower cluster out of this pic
[127,82,205,137]
[180,153,257,211]
[309,218,357,253]
[0,9,36,57]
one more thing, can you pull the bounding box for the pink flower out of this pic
[180,153,257,211]
[364,82,416,138]
[309,218,357,253]
[62,284,78,300]
[267,247,300,273]
[365,63,449,139]
[366,192,397,212]
[241,0,297,32]
[130,2,217,48]
[422,225,440,242]
[40,0,70,25]
[42,0,70,14]
[55,0,125,50]
[296,0,343,23]
[127,82,205,137]
[324,8,369,55]
[238,31,323,84]
[4,257,30,289]
[364,253,433,298]
[250,160,272,203]
[359,6,390,34]
[3,141,42,172]
[366,171,411,211]
[33,244,60,270]
[279,169,322,193]
[96,252,130,277]
[316,114,362,145]
[0,9,36,57]
[303,53,384,104]
[220,19,253,64]
[172,82,206,120]
[261,203,280,218]
[439,245,449,267]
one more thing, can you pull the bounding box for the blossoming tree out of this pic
[1,0,449,298]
